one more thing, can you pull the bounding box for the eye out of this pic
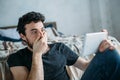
[31,30,37,34]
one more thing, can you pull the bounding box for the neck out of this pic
[27,46,33,52]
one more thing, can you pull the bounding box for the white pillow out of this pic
[45,27,56,40]
[0,28,20,39]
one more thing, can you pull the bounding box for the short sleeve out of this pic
[7,52,24,67]
[59,43,79,66]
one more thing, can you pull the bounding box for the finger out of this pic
[101,29,107,32]
[99,39,115,52]
[40,32,47,42]
[104,43,111,49]
[101,29,108,33]
[39,29,46,39]
[35,35,41,43]
[99,40,107,48]
[99,40,109,52]
[43,32,47,42]
[101,29,109,36]
[102,44,114,51]
[99,40,105,52]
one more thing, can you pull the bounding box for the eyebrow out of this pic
[30,27,44,32]
[31,29,37,31]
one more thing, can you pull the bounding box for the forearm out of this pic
[78,60,90,71]
[27,53,44,80]
[83,60,90,71]
[73,57,90,71]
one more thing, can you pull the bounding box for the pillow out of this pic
[45,27,56,40]
[0,28,21,42]
[44,22,60,40]
[0,22,61,42]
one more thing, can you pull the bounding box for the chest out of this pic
[25,50,67,72]
[43,50,66,73]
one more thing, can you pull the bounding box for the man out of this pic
[7,11,120,80]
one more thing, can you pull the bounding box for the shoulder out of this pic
[7,47,28,67]
[49,42,67,50]
[49,42,72,54]
[9,47,27,57]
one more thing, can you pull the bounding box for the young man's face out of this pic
[20,21,46,48]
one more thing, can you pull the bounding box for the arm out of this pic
[10,66,29,80]
[27,53,44,80]
[10,53,44,80]
[27,31,48,80]
[73,57,90,71]
[73,38,115,71]
[10,32,48,80]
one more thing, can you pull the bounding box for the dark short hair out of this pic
[17,11,45,35]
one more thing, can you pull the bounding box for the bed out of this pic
[0,22,120,80]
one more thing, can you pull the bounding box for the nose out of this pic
[38,30,44,37]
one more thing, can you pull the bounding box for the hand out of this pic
[99,29,115,52]
[99,39,115,52]
[33,32,48,55]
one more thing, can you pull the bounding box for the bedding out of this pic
[0,22,120,80]
[0,28,20,39]
[0,27,21,42]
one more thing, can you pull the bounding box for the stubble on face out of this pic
[23,21,46,50]
[25,37,33,49]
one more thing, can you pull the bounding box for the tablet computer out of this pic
[81,32,107,56]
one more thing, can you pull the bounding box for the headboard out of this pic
[0,22,59,42]
[0,22,57,29]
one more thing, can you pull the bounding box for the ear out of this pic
[20,33,27,41]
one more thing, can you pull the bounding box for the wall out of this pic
[89,0,120,41]
[109,0,120,41]
[0,0,120,41]
[0,0,93,36]
[89,0,114,35]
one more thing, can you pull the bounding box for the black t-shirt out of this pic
[7,43,79,80]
